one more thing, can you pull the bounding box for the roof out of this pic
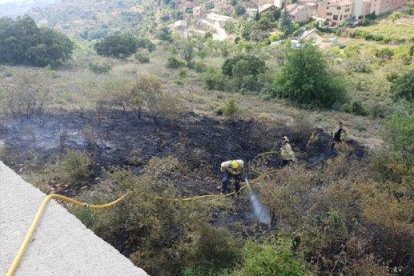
[173,20,187,29]
[325,0,353,6]
[183,1,195,9]
[305,2,318,8]
[206,12,232,22]
[258,4,275,13]
[286,4,299,13]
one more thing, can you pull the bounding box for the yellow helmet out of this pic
[232,160,239,169]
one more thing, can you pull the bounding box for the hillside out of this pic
[0,0,414,275]
[0,0,58,17]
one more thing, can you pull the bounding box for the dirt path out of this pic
[0,162,147,276]
[199,19,227,41]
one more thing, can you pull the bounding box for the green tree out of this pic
[177,39,194,64]
[279,9,293,35]
[222,55,266,91]
[235,5,246,16]
[0,15,73,67]
[222,55,266,77]
[391,69,414,102]
[157,27,172,42]
[94,33,138,58]
[272,43,347,108]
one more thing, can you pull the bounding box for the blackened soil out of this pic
[0,110,367,227]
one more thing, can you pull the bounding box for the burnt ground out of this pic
[0,110,367,230]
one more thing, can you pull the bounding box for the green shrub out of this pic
[89,158,204,275]
[351,101,367,116]
[235,5,246,17]
[204,70,226,90]
[185,225,241,273]
[235,239,307,276]
[89,62,111,73]
[391,69,414,102]
[166,56,184,69]
[384,107,414,162]
[59,150,91,186]
[369,104,385,118]
[136,38,156,52]
[134,53,150,63]
[272,43,347,108]
[222,55,266,78]
[221,97,239,116]
[375,48,394,61]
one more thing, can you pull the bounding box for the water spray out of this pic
[245,177,271,226]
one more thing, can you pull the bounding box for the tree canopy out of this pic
[0,15,74,67]
[272,43,347,108]
[222,55,266,78]
[94,33,138,58]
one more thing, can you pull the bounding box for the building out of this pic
[370,0,408,15]
[193,6,202,18]
[246,8,259,17]
[286,4,312,22]
[206,12,232,28]
[305,2,319,16]
[318,0,353,27]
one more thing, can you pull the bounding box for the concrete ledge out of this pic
[0,162,147,276]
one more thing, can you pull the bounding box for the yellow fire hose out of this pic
[6,192,131,276]
[7,183,252,275]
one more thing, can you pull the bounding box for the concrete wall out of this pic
[0,162,147,276]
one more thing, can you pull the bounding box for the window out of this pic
[345,8,350,12]
[337,7,341,10]
[327,12,332,15]
[344,15,348,18]
[333,15,338,20]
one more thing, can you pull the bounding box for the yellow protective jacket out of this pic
[280,143,296,161]
[220,160,244,175]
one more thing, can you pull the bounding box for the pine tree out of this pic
[278,9,293,35]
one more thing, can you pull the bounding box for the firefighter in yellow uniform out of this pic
[280,136,297,167]
[220,160,244,195]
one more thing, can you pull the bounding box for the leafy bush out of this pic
[272,43,347,108]
[235,5,246,16]
[221,55,266,91]
[166,56,185,69]
[157,27,173,42]
[216,97,239,116]
[342,101,367,116]
[130,75,185,123]
[375,48,394,61]
[134,53,150,63]
[89,62,111,73]
[391,69,414,102]
[0,73,49,118]
[136,38,156,52]
[58,150,91,187]
[89,158,204,275]
[0,15,74,67]
[222,55,266,78]
[185,225,241,273]
[384,107,414,162]
[235,239,307,276]
[94,33,138,58]
[204,69,226,90]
